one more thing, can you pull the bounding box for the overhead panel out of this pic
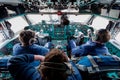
[98,0,120,4]
[0,0,23,4]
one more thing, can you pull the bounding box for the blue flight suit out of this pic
[8,54,82,80]
[13,43,50,66]
[68,40,110,56]
[13,43,49,56]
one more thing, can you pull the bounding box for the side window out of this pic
[89,16,109,30]
[114,22,120,41]
[7,16,29,34]
[0,23,7,43]
[115,32,120,43]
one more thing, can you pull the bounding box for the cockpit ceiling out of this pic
[0,0,120,20]
[0,0,120,4]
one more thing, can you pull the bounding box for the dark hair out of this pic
[24,26,30,30]
[61,18,70,25]
[39,49,69,80]
[19,30,35,46]
[95,29,110,43]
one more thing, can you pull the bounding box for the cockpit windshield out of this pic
[69,14,91,23]
[26,14,91,25]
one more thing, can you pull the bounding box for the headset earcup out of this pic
[92,30,100,41]
[29,38,36,45]
[95,33,98,41]
[92,33,97,41]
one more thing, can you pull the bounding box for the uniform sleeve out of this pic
[13,43,21,56]
[69,40,77,49]
[34,44,49,56]
[71,46,85,56]
[9,54,34,63]
[105,47,111,55]
[71,44,91,56]
[8,54,40,80]
[40,47,49,55]
[12,44,18,56]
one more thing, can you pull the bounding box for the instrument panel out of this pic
[30,23,93,39]
[1,21,120,58]
[0,22,94,56]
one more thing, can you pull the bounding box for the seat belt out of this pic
[87,55,99,73]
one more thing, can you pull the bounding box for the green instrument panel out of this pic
[106,42,120,57]
[30,23,93,40]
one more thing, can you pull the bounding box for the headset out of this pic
[39,62,73,75]
[19,30,36,45]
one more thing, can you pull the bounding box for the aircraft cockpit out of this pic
[0,0,120,80]
[0,3,120,58]
[0,13,120,58]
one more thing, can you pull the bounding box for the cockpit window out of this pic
[69,14,91,23]
[7,16,29,34]
[90,16,109,30]
[26,14,91,25]
[26,14,59,25]
[115,23,120,43]
[115,32,120,43]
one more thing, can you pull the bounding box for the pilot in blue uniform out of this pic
[68,29,111,56]
[8,49,82,80]
[13,30,49,56]
[13,30,50,66]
